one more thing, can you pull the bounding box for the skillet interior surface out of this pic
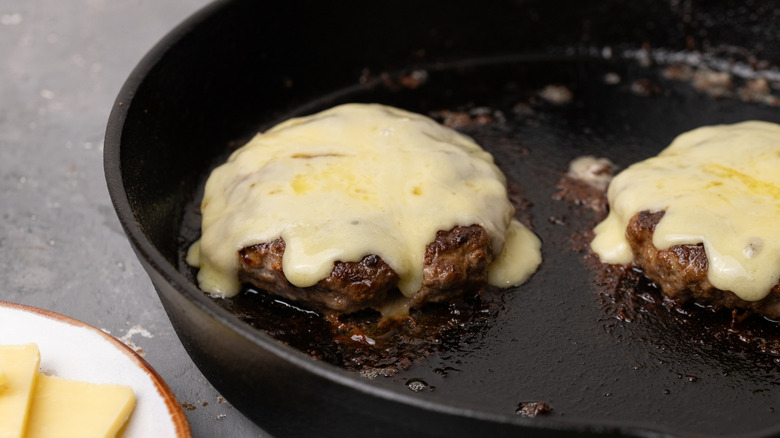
[179,54,780,437]
[109,0,780,436]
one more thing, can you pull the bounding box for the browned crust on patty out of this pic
[414,224,493,306]
[626,210,780,319]
[238,225,493,314]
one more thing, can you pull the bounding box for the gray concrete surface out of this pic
[0,0,268,436]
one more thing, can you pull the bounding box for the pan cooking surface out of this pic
[179,53,780,436]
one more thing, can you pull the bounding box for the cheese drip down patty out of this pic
[592,121,780,302]
[188,103,542,301]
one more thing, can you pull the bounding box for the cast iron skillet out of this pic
[105,1,780,436]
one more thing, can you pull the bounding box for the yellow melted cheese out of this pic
[189,103,541,298]
[26,374,135,438]
[591,121,780,301]
[0,344,40,438]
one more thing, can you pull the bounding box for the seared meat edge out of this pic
[626,210,780,319]
[238,225,493,314]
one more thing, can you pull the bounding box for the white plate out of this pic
[0,301,191,438]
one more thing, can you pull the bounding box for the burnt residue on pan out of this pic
[179,49,780,435]
[215,286,507,376]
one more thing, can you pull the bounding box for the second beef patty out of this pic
[627,210,780,319]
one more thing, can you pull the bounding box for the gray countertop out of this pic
[0,0,267,436]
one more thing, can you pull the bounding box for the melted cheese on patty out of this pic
[591,121,780,302]
[188,103,541,297]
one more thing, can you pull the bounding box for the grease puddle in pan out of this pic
[179,53,780,436]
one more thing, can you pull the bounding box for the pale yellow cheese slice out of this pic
[0,365,7,392]
[26,374,136,438]
[0,344,41,438]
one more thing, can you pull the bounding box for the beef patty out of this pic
[238,225,493,314]
[627,210,780,319]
